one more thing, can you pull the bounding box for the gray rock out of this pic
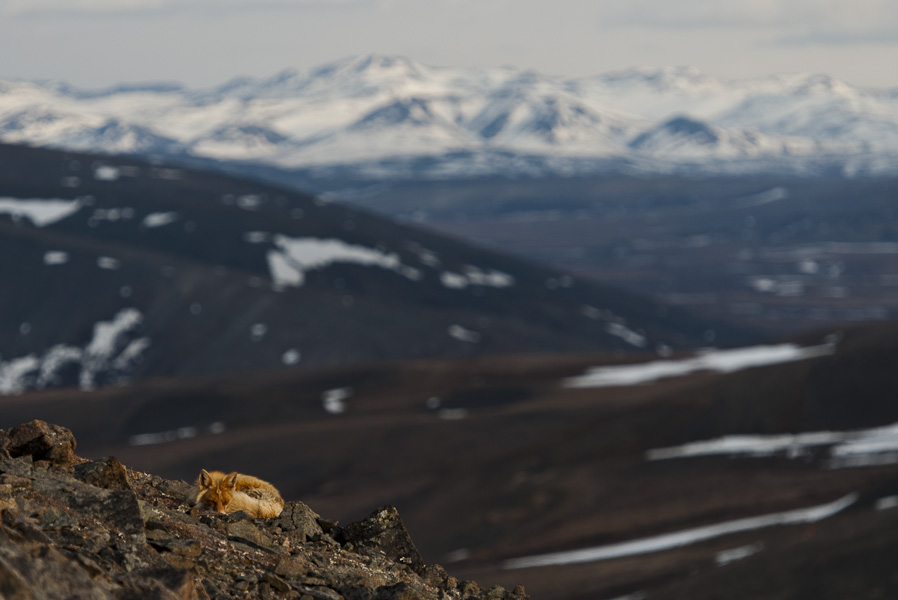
[227,520,279,553]
[74,489,146,542]
[6,420,77,466]
[117,567,200,600]
[340,506,424,572]
[74,456,132,491]
[278,501,325,541]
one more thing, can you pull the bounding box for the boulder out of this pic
[6,420,77,466]
[340,506,424,572]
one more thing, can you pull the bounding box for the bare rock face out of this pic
[0,421,529,600]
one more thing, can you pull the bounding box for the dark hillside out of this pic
[0,143,751,394]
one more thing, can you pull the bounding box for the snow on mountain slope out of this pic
[2,55,897,177]
[0,308,149,394]
[627,116,811,159]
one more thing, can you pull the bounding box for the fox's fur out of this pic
[194,469,285,518]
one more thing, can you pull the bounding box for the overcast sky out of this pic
[2,0,898,89]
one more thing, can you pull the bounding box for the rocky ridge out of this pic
[0,420,527,600]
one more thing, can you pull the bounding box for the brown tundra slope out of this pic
[4,321,898,598]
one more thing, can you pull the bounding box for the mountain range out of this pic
[2,55,897,181]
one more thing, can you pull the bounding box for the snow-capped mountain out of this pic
[2,55,897,178]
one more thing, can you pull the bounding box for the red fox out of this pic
[194,469,285,518]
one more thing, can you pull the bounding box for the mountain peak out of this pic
[792,73,857,96]
[630,115,719,149]
[601,66,719,91]
[312,54,427,81]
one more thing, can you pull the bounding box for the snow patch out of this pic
[266,235,418,286]
[267,251,303,286]
[440,272,468,289]
[405,242,441,267]
[448,324,481,343]
[564,343,834,388]
[715,543,764,566]
[129,422,225,446]
[737,186,789,207]
[605,322,647,348]
[438,408,469,420]
[876,496,898,511]
[80,308,146,389]
[153,168,182,180]
[43,251,69,265]
[502,494,856,569]
[249,323,267,342]
[281,349,301,365]
[89,207,135,223]
[237,194,263,210]
[244,231,271,243]
[0,356,41,395]
[607,594,646,600]
[580,305,604,320]
[0,308,149,394]
[142,212,179,228]
[581,306,647,347]
[113,338,150,370]
[440,266,514,289]
[0,197,82,227]
[97,256,121,270]
[322,387,352,415]
[648,419,898,468]
[93,165,120,181]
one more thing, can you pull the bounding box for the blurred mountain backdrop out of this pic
[2,54,897,185]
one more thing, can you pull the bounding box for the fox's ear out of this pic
[199,469,213,487]
[224,472,238,488]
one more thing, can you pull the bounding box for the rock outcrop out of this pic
[0,420,527,600]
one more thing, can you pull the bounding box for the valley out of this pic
[348,174,898,336]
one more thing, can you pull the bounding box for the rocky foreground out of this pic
[0,420,527,600]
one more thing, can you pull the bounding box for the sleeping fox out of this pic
[194,469,285,518]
